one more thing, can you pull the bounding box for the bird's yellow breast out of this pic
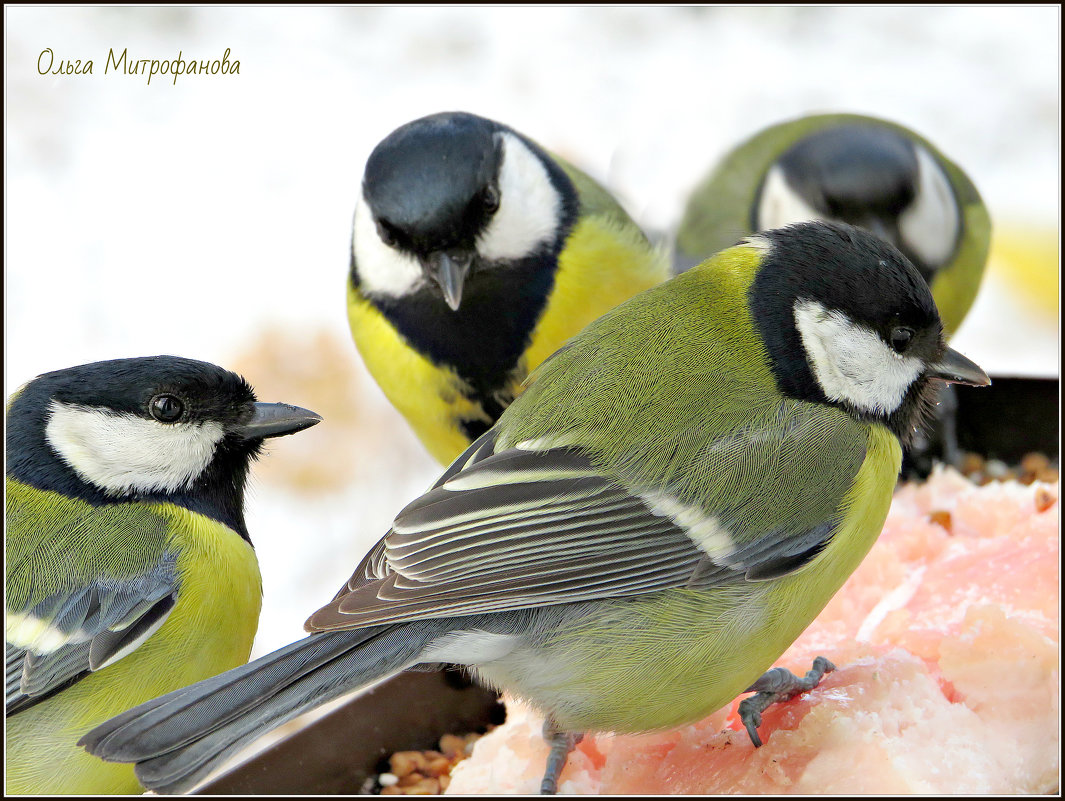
[5,503,262,795]
[348,214,669,465]
[521,215,670,372]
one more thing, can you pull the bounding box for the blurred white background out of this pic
[5,7,1060,657]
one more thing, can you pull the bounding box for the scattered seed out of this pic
[1021,452,1051,474]
[439,734,466,759]
[403,777,440,795]
[1035,487,1057,513]
[928,509,952,533]
[369,729,491,794]
[390,751,428,778]
[1035,466,1059,484]
[960,452,985,476]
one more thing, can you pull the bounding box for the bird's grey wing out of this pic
[341,428,502,595]
[308,408,866,631]
[5,553,179,715]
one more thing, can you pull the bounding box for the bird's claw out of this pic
[739,656,836,748]
[540,722,583,795]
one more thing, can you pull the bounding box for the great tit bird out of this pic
[6,356,321,794]
[82,223,988,795]
[675,113,991,339]
[347,110,670,464]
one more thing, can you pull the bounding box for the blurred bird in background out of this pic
[674,112,993,473]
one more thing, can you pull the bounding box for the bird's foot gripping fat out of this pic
[738,655,836,748]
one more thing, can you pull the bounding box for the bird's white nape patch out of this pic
[898,146,960,269]
[755,164,825,231]
[793,299,924,415]
[45,400,225,496]
[351,197,424,298]
[639,491,737,566]
[740,234,772,256]
[475,132,562,262]
[419,630,519,665]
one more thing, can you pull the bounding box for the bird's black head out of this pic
[352,111,577,313]
[364,111,504,256]
[6,356,320,540]
[756,122,962,284]
[748,222,987,445]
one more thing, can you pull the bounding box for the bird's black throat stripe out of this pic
[359,248,562,438]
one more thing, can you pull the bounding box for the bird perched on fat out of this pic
[5,356,320,794]
[82,223,988,795]
[348,110,670,464]
[675,112,990,338]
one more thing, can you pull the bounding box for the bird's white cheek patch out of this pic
[756,165,825,231]
[898,146,960,269]
[794,300,923,415]
[45,401,225,496]
[352,198,424,298]
[476,132,562,262]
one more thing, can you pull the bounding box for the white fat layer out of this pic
[855,565,927,642]
[794,299,924,415]
[351,198,425,298]
[639,491,736,565]
[475,132,562,262]
[756,165,825,231]
[419,630,519,665]
[45,400,225,496]
[898,146,960,269]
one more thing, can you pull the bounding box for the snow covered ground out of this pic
[5,6,1059,657]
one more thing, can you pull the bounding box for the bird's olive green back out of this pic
[674,113,990,336]
[498,243,870,548]
[6,480,171,613]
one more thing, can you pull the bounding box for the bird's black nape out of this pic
[759,123,950,284]
[6,356,265,541]
[775,124,920,222]
[747,222,944,445]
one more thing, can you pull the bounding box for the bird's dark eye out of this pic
[150,394,184,423]
[890,327,914,354]
[375,219,397,247]
[482,184,500,214]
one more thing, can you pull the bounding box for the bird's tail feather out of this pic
[80,623,444,794]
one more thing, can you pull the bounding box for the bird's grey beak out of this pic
[234,403,322,441]
[423,250,473,311]
[927,347,991,387]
